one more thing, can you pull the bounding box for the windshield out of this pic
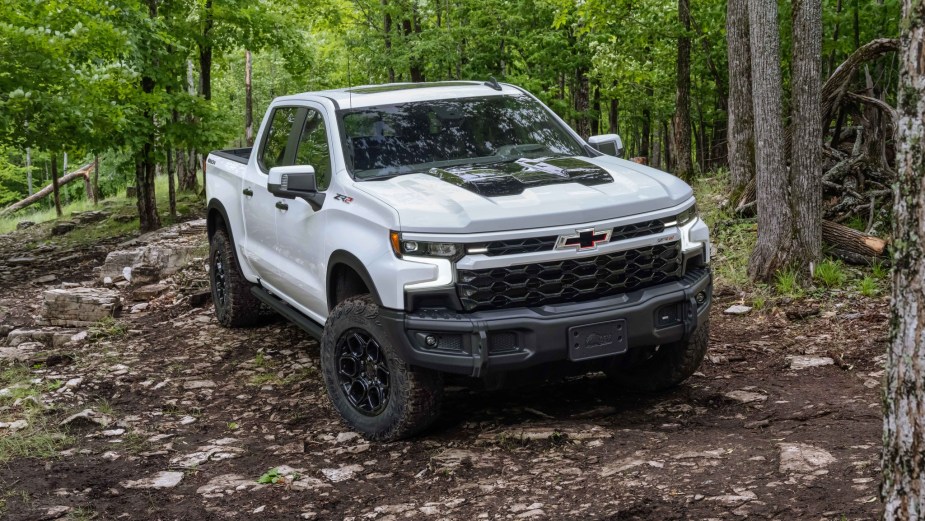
[338,95,587,179]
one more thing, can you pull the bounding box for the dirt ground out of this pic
[0,217,888,520]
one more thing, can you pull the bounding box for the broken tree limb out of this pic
[822,219,887,263]
[821,38,899,123]
[0,162,95,217]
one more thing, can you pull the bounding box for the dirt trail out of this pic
[0,221,887,520]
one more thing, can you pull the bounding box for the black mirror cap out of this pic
[268,171,325,211]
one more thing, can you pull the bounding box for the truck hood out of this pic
[354,156,693,234]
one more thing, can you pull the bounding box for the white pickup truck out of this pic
[205,81,712,441]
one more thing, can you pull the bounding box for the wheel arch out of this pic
[327,250,384,310]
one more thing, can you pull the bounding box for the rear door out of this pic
[241,105,303,283]
[273,104,334,321]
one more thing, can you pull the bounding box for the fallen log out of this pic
[822,219,887,264]
[0,163,95,217]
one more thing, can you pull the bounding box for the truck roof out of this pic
[273,81,525,109]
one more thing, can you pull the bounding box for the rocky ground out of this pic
[0,213,888,520]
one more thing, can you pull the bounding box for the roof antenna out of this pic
[485,76,502,91]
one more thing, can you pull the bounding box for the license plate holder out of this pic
[567,320,628,361]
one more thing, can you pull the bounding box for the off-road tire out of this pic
[606,319,710,392]
[321,295,443,441]
[209,229,267,328]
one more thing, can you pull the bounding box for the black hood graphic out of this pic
[425,156,613,197]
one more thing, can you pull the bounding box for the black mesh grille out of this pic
[457,242,682,311]
[489,332,518,353]
[477,218,668,257]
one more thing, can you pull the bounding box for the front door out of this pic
[241,106,301,283]
[274,105,334,322]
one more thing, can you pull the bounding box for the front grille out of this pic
[477,218,667,257]
[456,242,682,311]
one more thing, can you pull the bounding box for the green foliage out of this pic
[257,467,285,484]
[857,276,879,297]
[814,259,847,288]
[775,269,805,298]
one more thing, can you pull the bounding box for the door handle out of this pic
[242,188,254,197]
[275,201,289,211]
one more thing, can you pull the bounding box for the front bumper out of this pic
[380,268,712,377]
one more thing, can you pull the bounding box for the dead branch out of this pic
[0,162,95,217]
[821,38,899,124]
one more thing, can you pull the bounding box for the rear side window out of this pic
[259,107,298,172]
[295,109,332,191]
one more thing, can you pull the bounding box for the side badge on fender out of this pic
[334,194,354,204]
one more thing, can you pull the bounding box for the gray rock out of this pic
[8,256,36,266]
[32,274,58,284]
[321,464,364,482]
[15,220,35,230]
[50,221,76,236]
[121,471,184,489]
[778,442,836,474]
[725,389,768,404]
[723,304,753,315]
[133,283,168,301]
[0,341,44,361]
[60,409,112,429]
[789,356,835,370]
[39,287,121,327]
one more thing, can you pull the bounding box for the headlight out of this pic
[390,232,461,259]
[674,204,698,226]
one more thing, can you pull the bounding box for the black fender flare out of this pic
[327,250,384,310]
[206,199,246,267]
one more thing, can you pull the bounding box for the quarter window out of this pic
[295,109,332,191]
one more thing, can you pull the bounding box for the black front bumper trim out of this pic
[380,268,712,377]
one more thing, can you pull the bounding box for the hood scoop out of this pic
[425,156,613,197]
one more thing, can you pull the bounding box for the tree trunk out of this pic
[882,0,925,515]
[50,153,61,217]
[790,0,824,273]
[25,148,32,195]
[137,0,160,232]
[574,67,591,138]
[727,0,756,195]
[167,147,176,219]
[382,0,395,83]
[199,0,214,100]
[746,0,794,281]
[609,98,619,134]
[245,50,254,146]
[92,155,99,205]
[672,0,693,180]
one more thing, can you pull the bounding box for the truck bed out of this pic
[210,147,252,164]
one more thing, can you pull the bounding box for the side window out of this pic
[259,107,298,172]
[295,109,332,191]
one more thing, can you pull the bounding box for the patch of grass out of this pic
[775,268,805,298]
[857,276,879,297]
[691,171,757,289]
[0,366,73,462]
[121,432,151,454]
[67,506,97,521]
[88,317,127,340]
[871,259,889,279]
[815,259,847,288]
[0,430,71,462]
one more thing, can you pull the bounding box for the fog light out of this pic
[424,335,438,347]
[695,291,707,305]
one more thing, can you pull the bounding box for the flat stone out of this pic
[40,287,121,327]
[170,440,244,468]
[60,409,112,429]
[477,424,612,443]
[8,256,36,266]
[778,443,836,474]
[0,341,43,361]
[16,220,35,230]
[32,274,58,284]
[321,464,364,482]
[724,305,753,315]
[51,221,76,236]
[121,471,184,489]
[184,379,216,390]
[725,390,767,404]
[133,283,168,301]
[789,356,835,370]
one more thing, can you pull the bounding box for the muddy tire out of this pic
[209,229,266,328]
[607,319,710,392]
[321,295,443,441]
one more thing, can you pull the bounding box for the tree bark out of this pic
[136,0,160,232]
[821,220,885,259]
[199,0,214,100]
[672,0,693,180]
[92,155,99,205]
[25,148,32,195]
[167,147,176,219]
[50,153,61,217]
[609,98,619,135]
[882,0,925,515]
[790,0,824,272]
[746,0,794,281]
[245,50,254,146]
[574,67,591,138]
[727,0,755,195]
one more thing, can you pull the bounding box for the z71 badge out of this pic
[334,194,354,204]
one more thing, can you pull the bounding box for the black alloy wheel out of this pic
[336,328,391,415]
[212,248,227,310]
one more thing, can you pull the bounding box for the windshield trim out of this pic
[334,94,590,181]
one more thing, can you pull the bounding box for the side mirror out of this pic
[588,134,624,158]
[268,165,326,211]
